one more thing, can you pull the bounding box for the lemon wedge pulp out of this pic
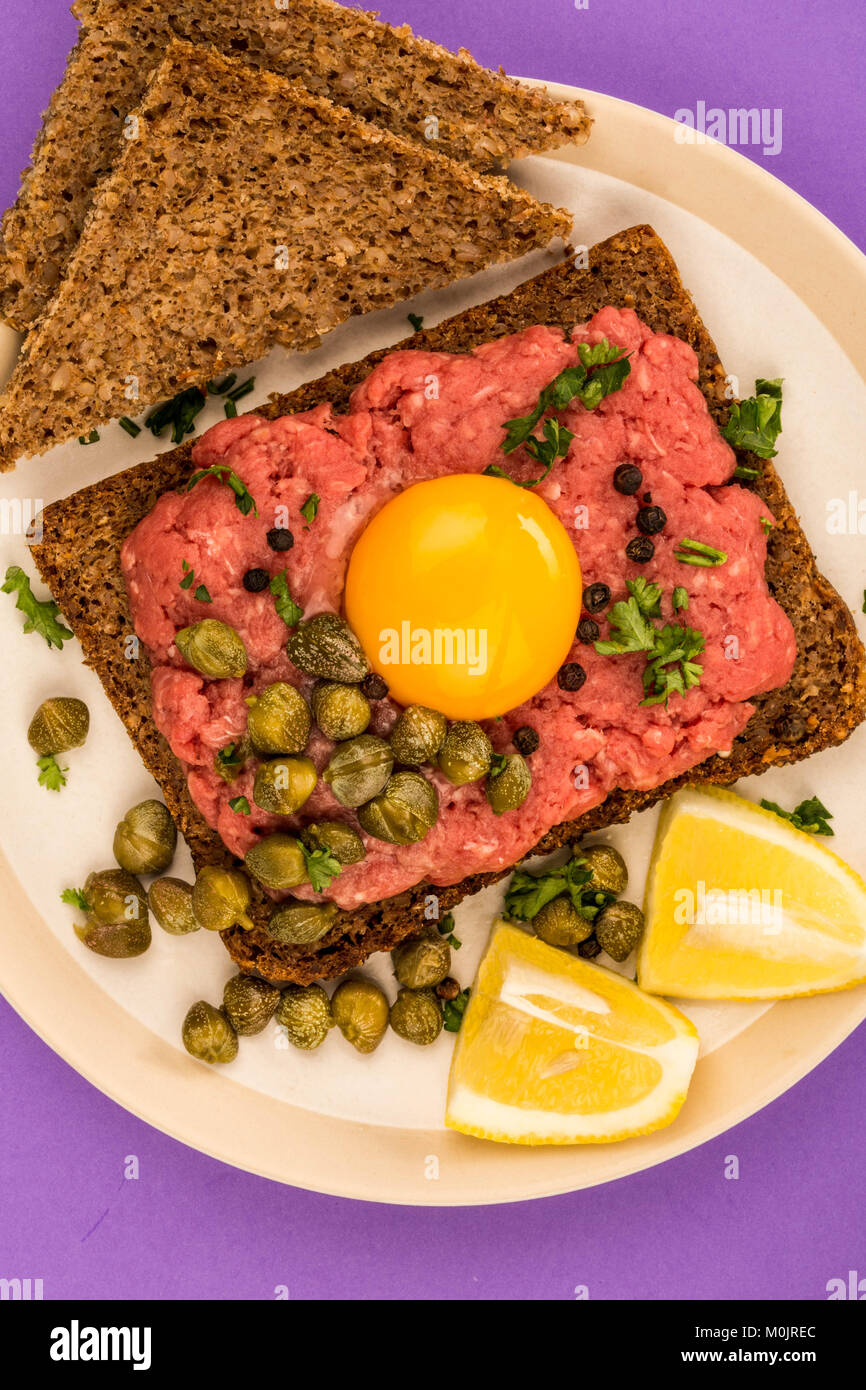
[637,786,866,1000]
[445,922,699,1145]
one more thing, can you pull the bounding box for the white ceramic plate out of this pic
[1,84,865,1203]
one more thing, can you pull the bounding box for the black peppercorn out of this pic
[513,725,540,756]
[557,662,587,692]
[266,527,294,552]
[578,937,602,959]
[642,491,653,504]
[613,463,643,495]
[360,672,389,700]
[626,535,655,564]
[636,505,667,536]
[583,581,611,614]
[242,568,269,593]
[577,617,600,644]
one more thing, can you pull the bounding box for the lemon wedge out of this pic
[445,922,699,1145]
[637,786,866,1000]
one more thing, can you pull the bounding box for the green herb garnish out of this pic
[408,313,424,332]
[437,911,462,949]
[207,373,238,396]
[119,417,141,438]
[300,493,320,525]
[862,589,866,615]
[672,586,689,612]
[215,742,248,781]
[228,795,251,815]
[721,378,783,460]
[269,571,303,627]
[761,795,834,837]
[594,581,705,707]
[733,464,759,481]
[760,516,774,536]
[78,429,100,445]
[186,463,258,517]
[179,561,195,590]
[674,537,728,567]
[626,576,663,620]
[485,417,574,488]
[193,584,212,603]
[61,887,90,912]
[37,754,67,791]
[224,399,238,419]
[2,566,73,649]
[443,988,470,1033]
[301,845,342,893]
[145,386,207,444]
[226,377,255,404]
[505,855,594,921]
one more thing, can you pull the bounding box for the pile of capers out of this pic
[530,843,646,963]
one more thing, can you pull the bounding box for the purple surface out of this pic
[1,0,865,1301]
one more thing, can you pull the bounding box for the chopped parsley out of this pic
[61,887,90,912]
[145,387,208,444]
[228,795,251,815]
[862,589,866,616]
[672,586,690,613]
[721,378,783,460]
[761,795,834,837]
[185,463,258,517]
[485,417,574,489]
[2,566,73,649]
[437,911,462,949]
[37,754,67,791]
[179,562,212,602]
[301,844,342,893]
[505,855,594,921]
[408,312,424,332]
[443,988,470,1033]
[300,493,320,525]
[269,571,303,627]
[119,417,141,438]
[760,516,774,536]
[674,537,728,568]
[78,429,100,445]
[194,584,212,603]
[594,580,705,707]
[215,742,248,782]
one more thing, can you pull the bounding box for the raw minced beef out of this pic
[121,307,796,909]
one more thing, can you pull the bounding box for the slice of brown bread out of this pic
[0,0,590,330]
[30,225,866,985]
[0,40,572,470]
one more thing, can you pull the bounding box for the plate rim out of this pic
[2,83,866,1205]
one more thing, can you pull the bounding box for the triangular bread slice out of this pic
[0,0,590,329]
[0,40,573,469]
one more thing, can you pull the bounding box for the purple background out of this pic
[1,0,864,1301]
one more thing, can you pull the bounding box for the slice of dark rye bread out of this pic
[0,0,590,331]
[0,41,573,470]
[30,225,866,984]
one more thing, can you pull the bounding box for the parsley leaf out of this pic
[193,584,212,603]
[300,493,320,525]
[505,855,595,921]
[301,844,342,892]
[721,378,783,459]
[640,624,705,707]
[37,754,67,790]
[626,576,663,620]
[269,571,303,627]
[499,339,631,459]
[228,795,250,815]
[593,595,656,656]
[186,464,258,517]
[761,795,834,837]
[145,387,208,444]
[672,586,689,612]
[214,742,248,783]
[437,911,462,948]
[443,988,470,1033]
[486,417,574,488]
[408,312,424,332]
[61,887,90,912]
[2,566,73,649]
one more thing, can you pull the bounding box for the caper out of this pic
[253,755,317,815]
[276,984,333,1050]
[532,896,593,948]
[175,618,248,679]
[389,705,447,765]
[112,799,177,874]
[389,988,443,1046]
[436,721,493,785]
[287,613,369,683]
[267,900,339,944]
[580,843,629,896]
[311,680,371,741]
[148,876,200,935]
[244,833,308,890]
[214,736,252,783]
[27,696,89,756]
[76,869,151,958]
[245,682,311,755]
[485,752,531,816]
[301,820,366,866]
[392,932,451,989]
[331,977,389,1053]
[322,734,393,808]
[357,771,438,845]
[192,864,255,932]
[223,974,281,1035]
[595,901,645,962]
[182,1001,238,1064]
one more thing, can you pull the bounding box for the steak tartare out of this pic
[121,307,796,910]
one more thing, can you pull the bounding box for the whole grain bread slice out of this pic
[0,0,590,330]
[0,40,572,470]
[30,225,866,984]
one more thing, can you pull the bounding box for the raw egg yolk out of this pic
[344,473,582,720]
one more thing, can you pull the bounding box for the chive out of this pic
[733,464,759,480]
[224,399,238,418]
[228,795,251,815]
[674,538,727,567]
[78,429,100,445]
[119,416,141,437]
[227,377,255,402]
[207,373,237,396]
